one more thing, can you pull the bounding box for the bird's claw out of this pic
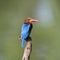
[18,35,21,40]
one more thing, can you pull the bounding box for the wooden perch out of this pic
[22,40,32,60]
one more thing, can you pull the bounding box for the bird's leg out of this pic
[22,40,32,60]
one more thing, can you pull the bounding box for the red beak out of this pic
[30,19,39,22]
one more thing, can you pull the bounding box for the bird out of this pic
[20,17,38,48]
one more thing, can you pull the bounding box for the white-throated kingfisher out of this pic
[20,17,38,48]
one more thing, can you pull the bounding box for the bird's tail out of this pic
[21,39,25,48]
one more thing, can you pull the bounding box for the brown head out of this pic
[24,17,38,24]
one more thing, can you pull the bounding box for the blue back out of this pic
[21,24,30,47]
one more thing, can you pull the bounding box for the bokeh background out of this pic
[0,0,60,60]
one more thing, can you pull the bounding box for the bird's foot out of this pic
[18,35,21,40]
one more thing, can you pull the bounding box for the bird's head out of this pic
[24,17,38,24]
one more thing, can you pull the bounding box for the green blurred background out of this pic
[0,0,60,60]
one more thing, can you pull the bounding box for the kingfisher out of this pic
[19,17,38,48]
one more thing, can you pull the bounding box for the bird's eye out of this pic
[28,19,30,20]
[28,18,31,21]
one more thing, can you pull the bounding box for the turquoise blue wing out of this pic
[21,24,30,47]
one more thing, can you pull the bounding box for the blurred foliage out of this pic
[0,0,60,60]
